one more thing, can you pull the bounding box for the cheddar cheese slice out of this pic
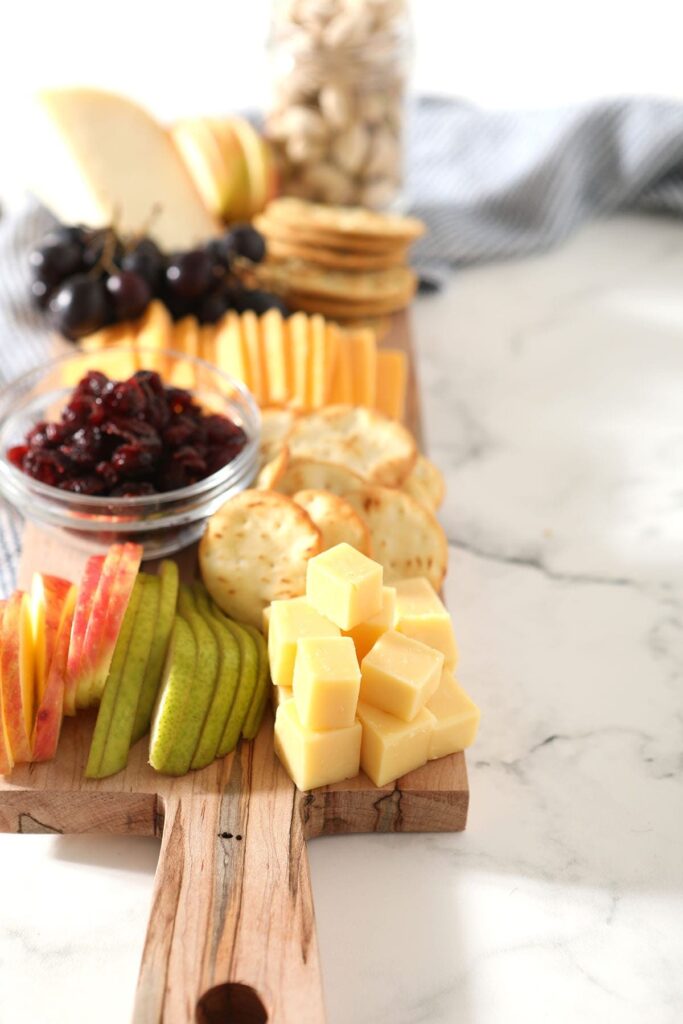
[328,336,353,405]
[215,311,249,388]
[261,308,289,404]
[289,311,312,410]
[375,348,407,420]
[169,316,199,388]
[242,310,265,403]
[349,329,377,407]
[136,300,173,376]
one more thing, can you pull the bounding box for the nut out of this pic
[331,122,369,175]
[319,83,352,129]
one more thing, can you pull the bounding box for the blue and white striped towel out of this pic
[3,96,683,592]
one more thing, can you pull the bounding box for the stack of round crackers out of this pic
[255,198,425,322]
[200,404,447,627]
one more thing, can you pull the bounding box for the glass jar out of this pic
[266,0,413,211]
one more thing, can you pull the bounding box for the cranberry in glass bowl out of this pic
[0,346,260,559]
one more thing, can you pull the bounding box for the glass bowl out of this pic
[0,345,261,559]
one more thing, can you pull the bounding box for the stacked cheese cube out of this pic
[268,543,480,791]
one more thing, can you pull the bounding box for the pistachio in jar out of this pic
[266,0,412,210]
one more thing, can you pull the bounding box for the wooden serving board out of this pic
[0,313,469,1024]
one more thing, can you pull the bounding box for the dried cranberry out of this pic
[8,444,29,468]
[57,475,107,495]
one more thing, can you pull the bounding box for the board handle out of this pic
[133,734,326,1024]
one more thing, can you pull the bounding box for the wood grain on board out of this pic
[0,311,469,1024]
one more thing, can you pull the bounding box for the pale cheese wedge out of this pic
[29,89,219,250]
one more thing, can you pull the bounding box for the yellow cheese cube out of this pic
[359,630,443,722]
[394,577,458,670]
[293,636,360,730]
[343,586,397,662]
[426,671,480,759]
[274,700,361,790]
[375,349,407,420]
[268,599,340,688]
[357,702,435,787]
[271,684,293,712]
[306,542,383,630]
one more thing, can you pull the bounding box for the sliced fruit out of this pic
[172,118,231,218]
[190,584,241,770]
[131,560,179,745]
[241,624,270,740]
[149,616,197,776]
[30,573,73,702]
[0,600,14,775]
[65,554,105,715]
[209,119,252,220]
[168,586,220,772]
[210,601,259,757]
[85,576,145,778]
[88,575,161,778]
[74,544,123,708]
[32,584,78,762]
[1,592,35,763]
[76,543,143,708]
[229,116,272,216]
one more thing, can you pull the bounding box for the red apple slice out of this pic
[0,599,14,776]
[64,554,105,716]
[32,584,77,762]
[1,591,35,763]
[30,573,73,703]
[77,542,143,708]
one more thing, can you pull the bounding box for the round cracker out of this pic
[293,489,372,556]
[288,406,417,487]
[256,446,290,489]
[266,238,408,271]
[274,456,367,496]
[199,489,321,627]
[263,198,425,242]
[260,406,296,465]
[256,215,410,254]
[402,455,446,511]
[262,263,416,302]
[341,484,448,590]
[284,291,415,318]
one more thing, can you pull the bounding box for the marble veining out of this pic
[1,213,682,1023]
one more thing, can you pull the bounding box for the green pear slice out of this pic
[210,601,259,757]
[165,585,220,772]
[241,624,270,740]
[85,576,145,778]
[149,616,197,775]
[96,575,161,778]
[190,597,241,770]
[131,560,179,745]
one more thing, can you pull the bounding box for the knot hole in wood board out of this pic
[196,983,268,1023]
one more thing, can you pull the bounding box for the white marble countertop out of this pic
[2,212,682,1023]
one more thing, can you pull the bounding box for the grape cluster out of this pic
[29,223,287,341]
